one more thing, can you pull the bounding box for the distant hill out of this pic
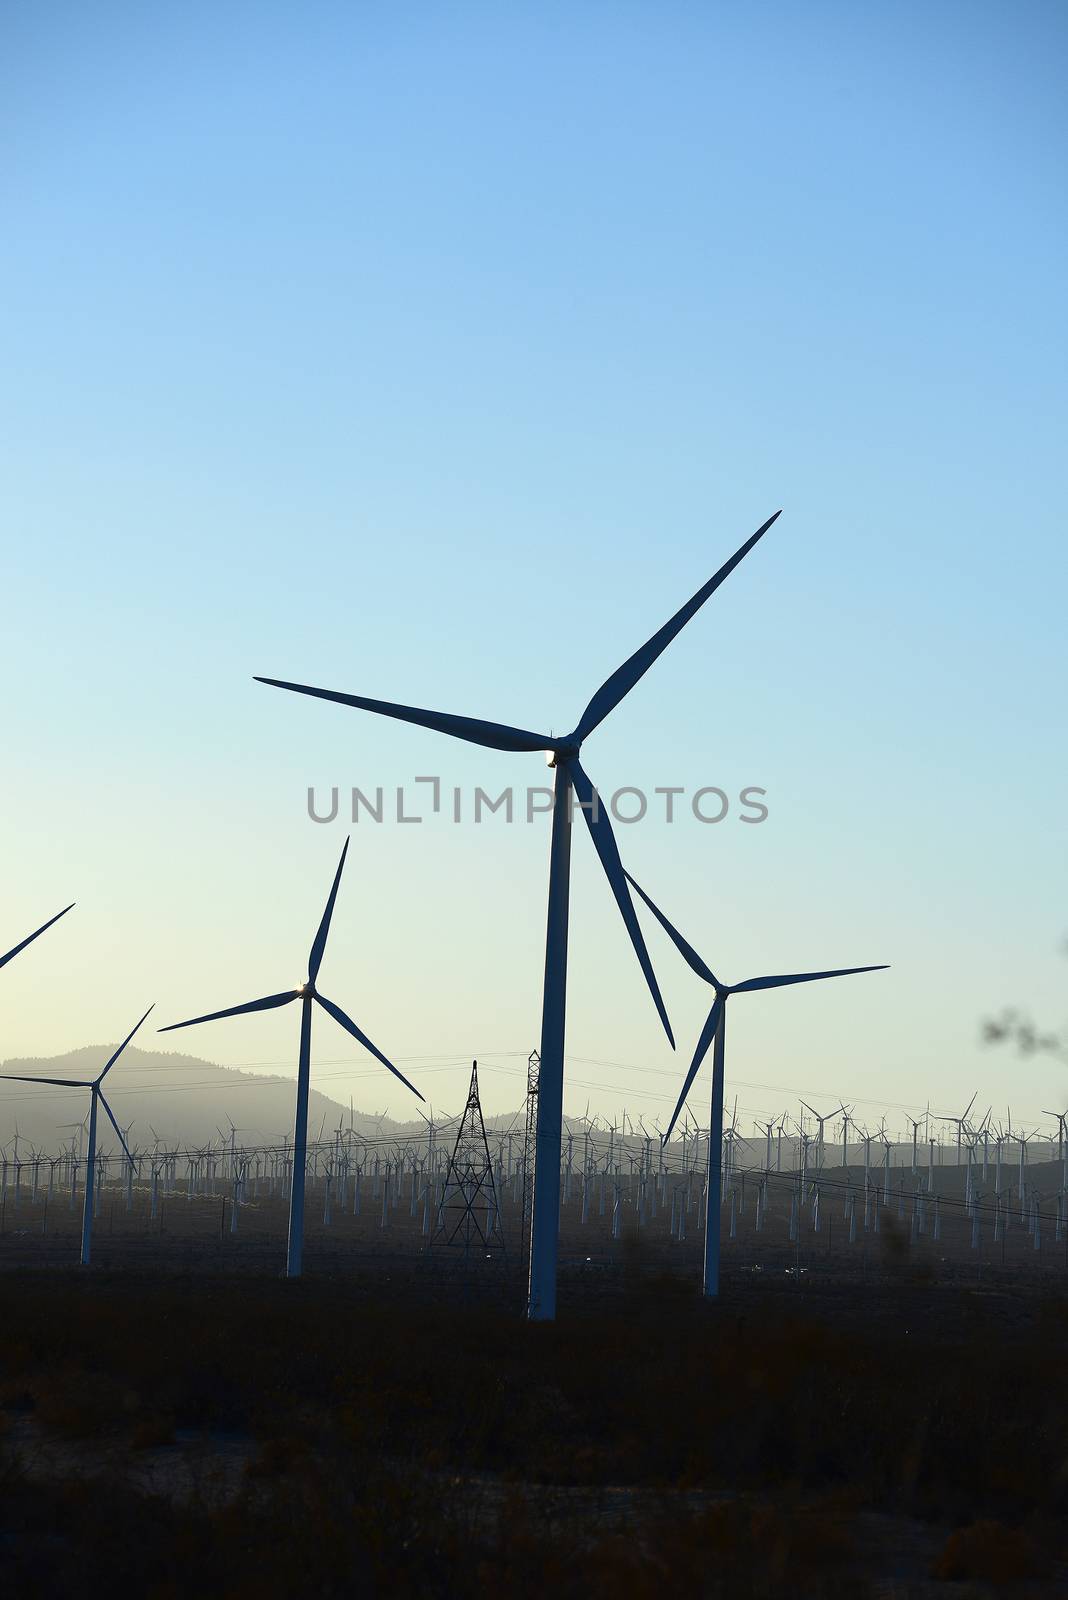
[0,1046,423,1156]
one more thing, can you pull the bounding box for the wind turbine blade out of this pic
[0,903,75,971]
[663,996,723,1144]
[623,871,718,987]
[0,1075,91,1088]
[97,1005,155,1081]
[99,1092,134,1166]
[575,512,780,741]
[570,759,674,1049]
[254,678,553,754]
[730,964,889,994]
[314,994,425,1101]
[158,991,300,1032]
[309,837,349,983]
[961,1090,977,1121]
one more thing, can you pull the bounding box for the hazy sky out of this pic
[2,3,1065,1138]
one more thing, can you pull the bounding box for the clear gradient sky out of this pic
[2,3,1065,1136]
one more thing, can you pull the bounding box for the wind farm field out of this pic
[6,3,1067,1595]
[1,1134,1065,1292]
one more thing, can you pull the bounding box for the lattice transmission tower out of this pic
[431,1060,505,1260]
[519,1048,540,1269]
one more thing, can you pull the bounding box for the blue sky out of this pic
[2,3,1065,1136]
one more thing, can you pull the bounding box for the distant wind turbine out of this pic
[0,1005,150,1265]
[940,1091,977,1167]
[625,870,887,1298]
[158,837,423,1278]
[0,904,74,973]
[256,511,780,1319]
[1043,1108,1068,1188]
[906,1112,926,1175]
[800,1100,844,1172]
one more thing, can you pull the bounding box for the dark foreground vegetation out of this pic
[1,1257,1065,1597]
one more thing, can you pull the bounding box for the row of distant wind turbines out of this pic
[3,512,896,1316]
[723,1092,1067,1211]
[6,1088,1054,1205]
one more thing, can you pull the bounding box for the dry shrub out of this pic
[931,1519,1045,1584]
[879,1216,909,1263]
[32,1369,124,1439]
[130,1413,175,1449]
[244,1433,310,1478]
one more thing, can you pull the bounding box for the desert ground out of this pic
[2,1161,1065,1596]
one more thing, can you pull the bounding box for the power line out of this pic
[0,1050,1056,1142]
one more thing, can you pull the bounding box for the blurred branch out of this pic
[982,933,1067,1065]
[981,1009,1066,1062]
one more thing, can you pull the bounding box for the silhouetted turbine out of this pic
[626,870,887,1298]
[0,1005,150,1266]
[939,1090,977,1167]
[256,511,780,1320]
[0,904,75,972]
[158,837,422,1279]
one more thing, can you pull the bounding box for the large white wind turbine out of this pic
[0,904,75,973]
[625,871,887,1298]
[256,512,780,1319]
[158,837,423,1278]
[0,1005,150,1265]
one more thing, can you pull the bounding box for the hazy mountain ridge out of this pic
[0,1046,418,1154]
[3,1050,1059,1185]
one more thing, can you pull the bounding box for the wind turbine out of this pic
[800,1100,844,1172]
[1044,1108,1068,1189]
[722,1097,748,1184]
[839,1104,855,1172]
[625,871,887,1298]
[158,837,423,1278]
[0,904,75,973]
[0,1006,150,1265]
[906,1111,927,1175]
[1016,1125,1038,1218]
[255,511,780,1319]
[940,1091,977,1167]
